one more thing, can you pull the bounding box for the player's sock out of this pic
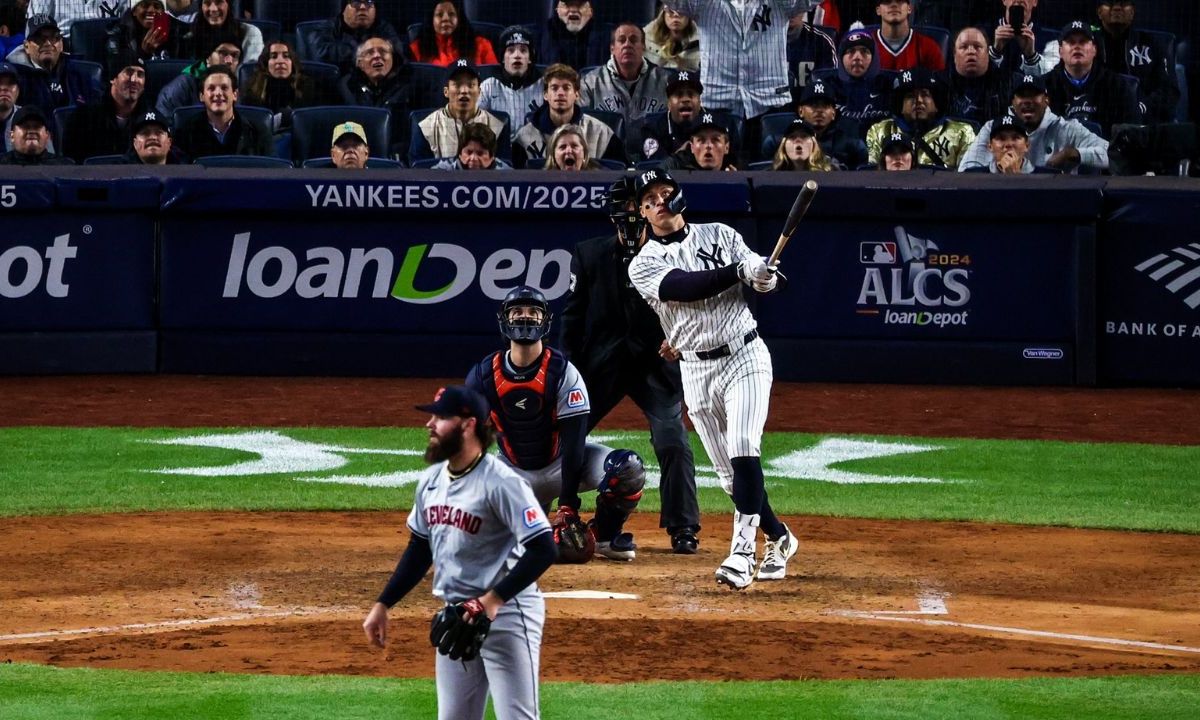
[732,456,786,539]
[759,496,786,541]
[592,503,628,542]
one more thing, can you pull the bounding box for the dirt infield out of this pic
[3,376,1200,682]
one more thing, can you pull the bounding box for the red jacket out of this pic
[409,34,498,66]
[873,29,945,72]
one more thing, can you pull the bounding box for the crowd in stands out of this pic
[0,0,1193,175]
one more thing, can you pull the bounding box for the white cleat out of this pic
[715,551,756,590]
[757,523,798,580]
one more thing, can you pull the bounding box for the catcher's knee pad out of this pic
[597,449,645,512]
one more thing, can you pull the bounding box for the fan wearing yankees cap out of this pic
[660,111,738,171]
[864,67,975,169]
[478,26,542,141]
[795,80,867,169]
[638,69,732,163]
[1042,19,1141,138]
[961,114,1042,174]
[0,104,72,164]
[877,130,916,170]
[123,109,185,165]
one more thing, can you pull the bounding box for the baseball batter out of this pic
[627,168,799,590]
[467,286,647,562]
[363,385,556,720]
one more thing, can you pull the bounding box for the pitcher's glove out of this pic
[552,506,596,564]
[429,598,491,661]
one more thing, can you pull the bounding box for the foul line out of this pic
[0,608,348,645]
[834,611,1200,656]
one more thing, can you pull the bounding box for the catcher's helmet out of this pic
[497,285,552,344]
[633,168,686,216]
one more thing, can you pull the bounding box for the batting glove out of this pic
[752,266,779,293]
[737,254,771,283]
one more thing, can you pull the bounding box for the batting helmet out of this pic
[497,285,552,344]
[598,449,646,511]
[633,168,686,216]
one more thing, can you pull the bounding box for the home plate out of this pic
[544,590,639,600]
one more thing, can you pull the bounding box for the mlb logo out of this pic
[567,388,585,408]
[861,242,897,264]
[523,506,544,528]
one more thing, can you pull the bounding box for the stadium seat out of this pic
[290,105,392,163]
[463,0,548,27]
[407,108,510,163]
[247,19,282,44]
[914,25,951,67]
[747,160,774,170]
[583,109,624,142]
[68,18,113,66]
[194,154,295,168]
[409,62,451,112]
[71,60,105,96]
[596,158,628,170]
[252,0,341,32]
[523,154,545,169]
[146,59,192,105]
[294,20,326,61]
[51,106,74,155]
[301,156,405,168]
[591,0,656,26]
[83,154,128,165]
[635,158,661,170]
[758,111,799,161]
[408,157,443,168]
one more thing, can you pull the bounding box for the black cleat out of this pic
[671,530,699,555]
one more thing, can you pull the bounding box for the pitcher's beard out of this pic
[425,424,465,463]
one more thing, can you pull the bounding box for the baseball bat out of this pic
[767,180,818,266]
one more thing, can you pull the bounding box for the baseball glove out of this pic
[552,506,596,564]
[429,598,491,661]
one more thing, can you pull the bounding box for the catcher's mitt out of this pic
[429,598,491,661]
[552,506,596,564]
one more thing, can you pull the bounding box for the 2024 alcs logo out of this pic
[856,227,972,327]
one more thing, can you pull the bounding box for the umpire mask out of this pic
[606,177,646,263]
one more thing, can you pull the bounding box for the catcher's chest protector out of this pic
[478,348,566,469]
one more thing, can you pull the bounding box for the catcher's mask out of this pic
[634,168,687,219]
[497,285,552,345]
[607,176,646,259]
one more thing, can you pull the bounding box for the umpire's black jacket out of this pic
[560,234,679,416]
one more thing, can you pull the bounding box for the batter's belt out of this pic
[681,330,759,362]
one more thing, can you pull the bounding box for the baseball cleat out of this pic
[715,551,756,590]
[596,532,636,561]
[757,523,798,580]
[670,529,699,555]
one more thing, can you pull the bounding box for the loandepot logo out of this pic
[1133,242,1200,310]
[857,226,971,325]
[222,233,572,304]
[146,431,951,487]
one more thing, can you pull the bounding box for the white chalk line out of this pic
[833,611,1200,656]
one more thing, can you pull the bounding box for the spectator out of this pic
[242,41,324,133]
[181,0,262,65]
[308,0,404,76]
[872,0,945,72]
[643,4,698,71]
[434,121,512,169]
[156,40,240,119]
[661,111,738,170]
[866,67,976,168]
[0,61,19,150]
[7,15,102,111]
[330,120,369,169]
[123,109,185,164]
[63,55,147,163]
[0,1,25,59]
[24,0,108,39]
[963,113,1041,173]
[812,29,893,132]
[479,25,541,140]
[878,130,915,169]
[772,117,840,170]
[109,0,188,64]
[786,11,837,103]
[409,0,497,67]
[944,25,1012,125]
[513,62,624,168]
[638,68,708,161]
[958,72,1109,173]
[539,0,609,70]
[797,80,867,168]
[543,122,601,170]
[580,22,670,157]
[174,63,271,159]
[338,37,410,152]
[1043,20,1140,137]
[411,58,504,161]
[1093,0,1179,123]
[990,0,1053,75]
[0,104,71,163]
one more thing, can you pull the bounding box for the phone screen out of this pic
[152,13,171,41]
[1007,5,1023,30]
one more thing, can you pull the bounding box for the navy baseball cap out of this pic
[12,105,48,127]
[882,131,914,154]
[0,62,18,81]
[992,114,1028,137]
[1012,72,1048,96]
[799,80,838,106]
[445,58,480,84]
[1060,20,1096,42]
[839,30,874,55]
[26,14,59,38]
[132,110,170,135]
[499,25,533,49]
[690,111,729,137]
[416,385,490,424]
[666,69,703,95]
[784,118,818,137]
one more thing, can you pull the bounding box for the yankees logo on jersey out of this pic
[752,3,773,31]
[696,242,726,270]
[1128,45,1152,66]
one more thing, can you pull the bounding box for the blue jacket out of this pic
[5,47,103,112]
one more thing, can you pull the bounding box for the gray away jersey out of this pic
[407,454,551,603]
[628,222,759,352]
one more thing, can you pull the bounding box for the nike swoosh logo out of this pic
[1073,94,1086,101]
[869,92,881,99]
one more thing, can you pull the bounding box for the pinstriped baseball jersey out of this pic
[664,0,816,117]
[407,454,551,603]
[628,223,758,352]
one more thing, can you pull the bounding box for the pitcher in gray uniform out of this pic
[363,385,557,720]
[627,168,799,591]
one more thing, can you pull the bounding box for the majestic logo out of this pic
[1128,45,1152,66]
[1133,243,1200,309]
[751,3,772,31]
[696,242,726,270]
[856,226,971,325]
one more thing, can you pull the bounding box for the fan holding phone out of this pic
[110,0,186,62]
[989,0,1050,75]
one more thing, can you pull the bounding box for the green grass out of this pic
[0,427,1197,532]
[1,664,1198,720]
